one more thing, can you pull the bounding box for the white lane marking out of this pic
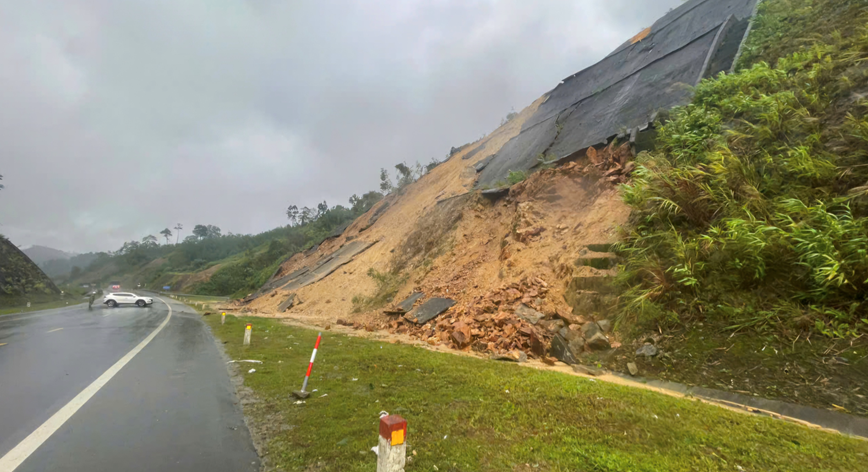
[46,328,63,333]
[0,298,173,472]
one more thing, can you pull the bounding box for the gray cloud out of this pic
[0,0,682,253]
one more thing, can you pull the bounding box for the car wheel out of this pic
[107,300,117,308]
[136,300,146,307]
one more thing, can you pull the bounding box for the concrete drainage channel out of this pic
[604,372,868,439]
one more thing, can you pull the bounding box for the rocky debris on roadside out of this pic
[340,276,620,362]
[586,142,636,184]
[636,343,659,358]
[384,276,556,356]
[627,362,639,376]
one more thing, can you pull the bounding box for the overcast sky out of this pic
[1,0,682,253]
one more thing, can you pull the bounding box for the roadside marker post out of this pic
[377,415,408,472]
[292,332,322,399]
[221,312,226,325]
[243,323,252,346]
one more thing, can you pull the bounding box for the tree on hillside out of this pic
[286,205,299,226]
[192,224,221,239]
[142,235,158,247]
[192,225,208,239]
[174,223,183,244]
[395,162,415,189]
[425,157,441,173]
[69,265,82,280]
[299,207,316,225]
[160,228,172,244]
[349,191,383,215]
[379,168,393,194]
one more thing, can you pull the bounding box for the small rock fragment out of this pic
[627,362,639,376]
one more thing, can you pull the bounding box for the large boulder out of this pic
[550,334,578,365]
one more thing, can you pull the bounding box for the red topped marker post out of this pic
[377,415,408,472]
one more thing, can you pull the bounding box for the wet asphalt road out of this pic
[0,296,259,471]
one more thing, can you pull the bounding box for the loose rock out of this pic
[515,304,545,325]
[538,319,565,334]
[581,321,602,339]
[597,319,612,333]
[586,332,611,351]
[627,362,639,376]
[550,334,578,365]
[636,343,659,357]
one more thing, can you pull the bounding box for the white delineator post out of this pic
[243,323,252,346]
[377,415,407,472]
[221,312,226,325]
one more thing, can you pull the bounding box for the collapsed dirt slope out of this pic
[246,96,546,316]
[244,100,631,357]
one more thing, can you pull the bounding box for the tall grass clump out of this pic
[617,14,868,338]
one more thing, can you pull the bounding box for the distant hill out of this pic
[23,245,75,265]
[39,252,102,279]
[1,237,62,304]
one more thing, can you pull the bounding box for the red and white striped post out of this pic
[292,332,321,399]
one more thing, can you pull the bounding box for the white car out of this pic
[104,292,153,308]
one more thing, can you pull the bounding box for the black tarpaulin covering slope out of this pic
[476,0,757,188]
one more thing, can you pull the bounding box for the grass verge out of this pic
[0,298,86,316]
[204,314,868,472]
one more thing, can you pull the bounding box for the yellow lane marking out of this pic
[0,343,6,346]
[47,328,64,333]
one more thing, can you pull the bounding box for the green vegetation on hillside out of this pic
[67,193,384,298]
[618,1,868,340]
[203,313,868,472]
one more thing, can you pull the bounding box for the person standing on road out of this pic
[88,292,96,309]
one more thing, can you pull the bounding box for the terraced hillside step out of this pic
[567,276,617,294]
[564,289,617,318]
[584,243,615,253]
[575,252,619,270]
